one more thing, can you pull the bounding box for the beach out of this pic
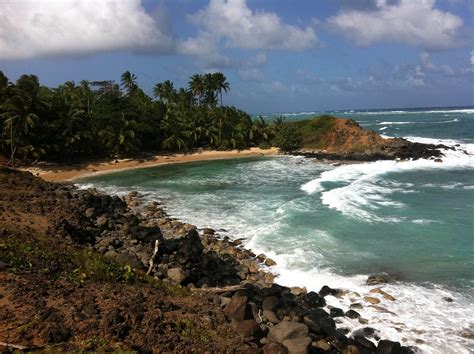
[22,147,279,182]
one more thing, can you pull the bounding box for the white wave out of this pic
[379,127,388,131]
[246,236,474,354]
[281,111,317,116]
[411,219,438,225]
[378,121,414,125]
[354,109,474,115]
[301,138,474,222]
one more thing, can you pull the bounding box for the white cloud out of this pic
[328,0,463,49]
[0,0,175,60]
[186,0,317,51]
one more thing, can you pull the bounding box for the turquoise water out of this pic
[79,107,474,353]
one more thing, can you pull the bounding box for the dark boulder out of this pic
[299,291,326,309]
[303,311,336,336]
[224,296,252,321]
[330,307,345,318]
[345,310,361,319]
[376,340,401,354]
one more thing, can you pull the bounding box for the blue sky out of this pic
[0,0,472,113]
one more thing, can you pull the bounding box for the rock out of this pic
[220,296,232,307]
[84,207,95,218]
[267,321,309,343]
[303,312,336,336]
[314,339,332,351]
[345,310,361,319]
[369,305,397,316]
[257,254,266,262]
[264,310,281,324]
[376,340,402,354]
[263,296,281,311]
[354,335,376,351]
[364,296,381,305]
[235,320,262,338]
[330,307,345,318]
[350,303,363,310]
[290,287,307,296]
[358,318,369,324]
[370,288,396,301]
[366,274,390,286]
[202,227,215,235]
[167,267,186,284]
[224,296,251,321]
[282,336,312,354]
[319,285,338,297]
[300,291,326,309]
[342,345,360,354]
[443,297,453,303]
[96,214,109,228]
[434,158,443,163]
[265,258,277,266]
[263,342,289,354]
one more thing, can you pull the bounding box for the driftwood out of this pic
[146,239,160,275]
[0,341,29,350]
[190,285,244,293]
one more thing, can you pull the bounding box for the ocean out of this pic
[78,107,474,353]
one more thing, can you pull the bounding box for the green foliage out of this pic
[273,125,302,152]
[279,115,338,149]
[0,70,275,162]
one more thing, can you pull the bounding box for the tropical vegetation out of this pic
[0,71,282,165]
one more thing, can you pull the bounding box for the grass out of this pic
[284,115,337,149]
[0,229,193,296]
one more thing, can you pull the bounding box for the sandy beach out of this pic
[22,147,279,182]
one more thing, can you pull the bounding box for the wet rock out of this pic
[366,275,390,286]
[268,321,309,343]
[265,258,277,267]
[235,319,262,338]
[345,310,361,319]
[300,291,326,309]
[290,287,307,296]
[353,335,376,351]
[364,296,381,305]
[434,159,443,163]
[370,288,396,301]
[376,340,401,354]
[330,307,345,318]
[167,267,186,284]
[224,296,252,321]
[282,336,312,354]
[350,303,363,310]
[84,207,95,218]
[319,285,338,297]
[303,311,336,336]
[443,297,453,303]
[263,342,289,354]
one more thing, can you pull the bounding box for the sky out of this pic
[0,0,473,113]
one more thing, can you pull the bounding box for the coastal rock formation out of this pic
[0,167,418,352]
[291,116,453,161]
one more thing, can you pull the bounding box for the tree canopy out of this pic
[0,71,277,164]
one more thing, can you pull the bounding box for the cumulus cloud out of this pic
[185,0,317,51]
[0,0,175,60]
[328,0,463,49]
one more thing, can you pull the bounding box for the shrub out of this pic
[273,125,302,152]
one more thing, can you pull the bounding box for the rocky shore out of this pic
[1,167,418,353]
[298,138,454,162]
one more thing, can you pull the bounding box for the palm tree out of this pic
[1,95,38,165]
[213,72,230,106]
[120,71,138,96]
[153,80,176,104]
[188,74,204,105]
[203,73,218,107]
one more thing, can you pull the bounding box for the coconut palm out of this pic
[213,72,230,106]
[153,80,176,104]
[120,71,138,96]
[188,74,204,105]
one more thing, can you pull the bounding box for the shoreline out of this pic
[21,147,280,182]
